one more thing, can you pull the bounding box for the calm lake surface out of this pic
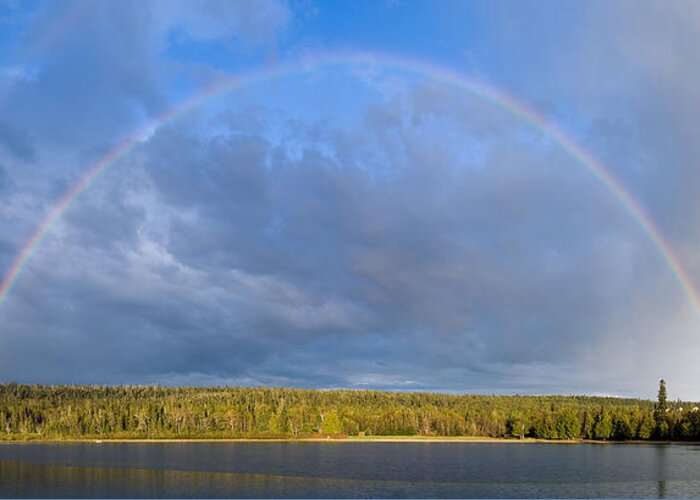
[1,441,699,498]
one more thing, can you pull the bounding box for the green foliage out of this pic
[653,379,672,439]
[637,414,655,440]
[320,409,343,435]
[555,409,580,439]
[531,411,556,439]
[506,412,528,439]
[592,410,613,440]
[0,384,694,441]
[613,413,633,440]
[581,411,595,439]
[657,380,668,410]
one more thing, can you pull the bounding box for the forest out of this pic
[0,380,698,441]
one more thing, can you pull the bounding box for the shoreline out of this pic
[0,436,695,445]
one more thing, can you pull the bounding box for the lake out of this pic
[0,441,699,498]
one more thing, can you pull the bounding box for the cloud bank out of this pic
[0,0,699,398]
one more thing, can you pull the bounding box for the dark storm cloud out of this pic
[1,0,699,397]
[26,82,643,390]
[0,0,296,384]
[1,65,674,392]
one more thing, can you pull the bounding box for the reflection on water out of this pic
[0,460,382,498]
[1,442,700,498]
[656,444,669,499]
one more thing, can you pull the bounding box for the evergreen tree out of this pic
[555,409,580,439]
[593,410,613,440]
[654,379,669,438]
[657,379,668,412]
[581,411,594,439]
[613,414,634,440]
[637,414,655,439]
[0,383,687,441]
[506,412,527,439]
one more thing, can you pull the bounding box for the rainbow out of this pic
[1,51,698,319]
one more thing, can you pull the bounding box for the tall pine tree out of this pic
[654,379,669,438]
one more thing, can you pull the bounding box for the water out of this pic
[1,441,700,498]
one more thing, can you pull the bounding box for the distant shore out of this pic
[0,436,695,445]
[3,384,685,442]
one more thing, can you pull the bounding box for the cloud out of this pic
[0,63,674,395]
[153,0,291,46]
[3,0,291,150]
[0,121,34,161]
[1,1,700,398]
[0,163,11,191]
[4,2,162,149]
[462,0,700,397]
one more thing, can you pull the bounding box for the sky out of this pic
[1,0,700,399]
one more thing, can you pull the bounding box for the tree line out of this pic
[0,380,697,440]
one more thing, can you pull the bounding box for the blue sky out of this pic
[1,0,700,399]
